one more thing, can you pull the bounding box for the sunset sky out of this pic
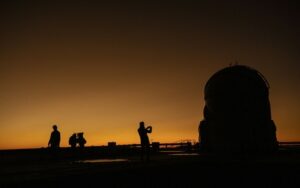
[0,1,299,149]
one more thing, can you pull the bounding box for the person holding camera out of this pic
[137,121,152,161]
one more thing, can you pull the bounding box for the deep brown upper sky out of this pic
[0,1,299,149]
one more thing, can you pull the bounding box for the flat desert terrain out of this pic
[1,147,300,187]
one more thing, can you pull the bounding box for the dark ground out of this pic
[1,147,300,188]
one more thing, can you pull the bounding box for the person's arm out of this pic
[48,133,52,147]
[58,132,61,142]
[146,126,152,133]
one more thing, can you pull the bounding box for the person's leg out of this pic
[141,144,144,160]
[146,143,150,161]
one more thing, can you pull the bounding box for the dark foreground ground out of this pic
[1,147,300,188]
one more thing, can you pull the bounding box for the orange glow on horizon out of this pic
[1,1,299,149]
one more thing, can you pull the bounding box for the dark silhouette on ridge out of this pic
[48,125,61,149]
[138,121,152,160]
[69,133,77,148]
[199,65,278,153]
[77,132,86,148]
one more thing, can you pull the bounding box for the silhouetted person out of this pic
[77,132,86,148]
[48,125,60,149]
[138,121,152,161]
[69,133,77,148]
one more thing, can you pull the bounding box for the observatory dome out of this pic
[199,65,278,153]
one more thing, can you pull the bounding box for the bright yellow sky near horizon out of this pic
[0,1,299,149]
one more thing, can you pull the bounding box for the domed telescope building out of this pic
[199,65,278,153]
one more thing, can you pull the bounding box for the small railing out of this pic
[278,142,300,148]
[116,142,193,152]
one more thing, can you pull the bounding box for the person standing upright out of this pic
[138,121,152,161]
[48,125,61,149]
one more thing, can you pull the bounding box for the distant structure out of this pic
[108,142,117,148]
[199,65,278,153]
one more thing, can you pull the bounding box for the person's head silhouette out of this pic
[53,125,58,130]
[139,121,145,128]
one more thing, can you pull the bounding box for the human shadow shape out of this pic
[138,121,152,161]
[48,125,61,149]
[69,133,77,148]
[68,132,87,149]
[77,132,87,148]
[199,65,278,153]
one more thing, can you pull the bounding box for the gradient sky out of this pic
[0,1,299,149]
